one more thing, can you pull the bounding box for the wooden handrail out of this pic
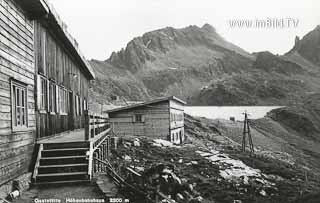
[92,128,110,151]
[85,110,110,141]
[32,144,43,181]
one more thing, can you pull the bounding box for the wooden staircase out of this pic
[33,142,91,184]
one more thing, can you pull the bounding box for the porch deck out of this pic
[33,113,111,184]
[37,129,86,144]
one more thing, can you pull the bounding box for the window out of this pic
[58,87,68,114]
[38,76,47,111]
[133,114,143,123]
[79,96,82,115]
[83,98,87,111]
[59,88,64,113]
[38,73,71,115]
[75,95,79,115]
[136,114,142,122]
[11,80,28,131]
[171,112,183,122]
[49,82,56,113]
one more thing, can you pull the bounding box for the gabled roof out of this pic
[106,96,186,113]
[15,0,95,80]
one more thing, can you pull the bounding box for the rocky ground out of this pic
[109,111,320,203]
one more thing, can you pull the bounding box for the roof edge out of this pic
[44,0,95,80]
[106,96,186,114]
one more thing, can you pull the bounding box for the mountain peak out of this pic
[201,23,216,32]
[105,24,252,72]
[287,25,320,65]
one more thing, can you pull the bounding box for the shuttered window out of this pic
[11,80,28,131]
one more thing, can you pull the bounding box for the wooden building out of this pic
[0,0,108,196]
[107,96,186,144]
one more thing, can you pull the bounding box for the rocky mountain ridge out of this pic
[89,24,320,106]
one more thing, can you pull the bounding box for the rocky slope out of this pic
[181,94,320,201]
[287,25,320,67]
[106,95,320,202]
[89,24,320,106]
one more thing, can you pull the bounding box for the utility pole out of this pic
[241,111,254,155]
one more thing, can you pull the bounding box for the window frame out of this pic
[11,79,29,132]
[83,98,87,111]
[48,80,56,115]
[78,96,82,116]
[58,86,68,115]
[133,114,144,123]
[75,94,79,116]
[38,74,48,114]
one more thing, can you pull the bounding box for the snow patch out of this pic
[196,150,274,187]
[153,139,181,148]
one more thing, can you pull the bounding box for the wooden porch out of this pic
[37,129,86,144]
[32,112,112,184]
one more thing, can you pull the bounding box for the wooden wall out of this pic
[34,21,90,139]
[169,100,184,143]
[109,101,170,139]
[169,100,184,129]
[0,0,36,186]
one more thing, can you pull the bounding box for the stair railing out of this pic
[32,144,43,182]
[85,110,111,180]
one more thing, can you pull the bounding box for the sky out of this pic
[49,0,320,60]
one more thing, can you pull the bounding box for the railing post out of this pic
[85,110,89,141]
[88,141,93,180]
[107,137,110,158]
[92,114,96,139]
[93,152,97,173]
[100,147,103,172]
[103,143,106,160]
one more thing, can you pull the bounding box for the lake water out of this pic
[184,106,283,121]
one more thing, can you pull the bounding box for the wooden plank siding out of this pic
[34,21,89,140]
[109,101,171,139]
[0,0,36,186]
[169,100,185,144]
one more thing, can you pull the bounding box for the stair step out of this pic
[40,156,87,165]
[43,148,88,152]
[41,155,86,160]
[36,173,89,182]
[37,172,87,177]
[43,142,90,150]
[39,163,88,168]
[33,180,90,185]
[38,163,88,174]
[41,150,87,158]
